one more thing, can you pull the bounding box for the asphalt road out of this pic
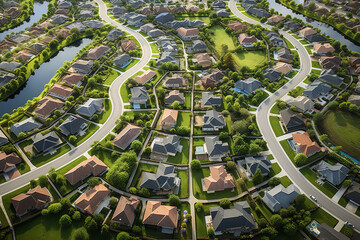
[0,0,152,196]
[229,0,360,230]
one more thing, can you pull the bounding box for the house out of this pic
[262,184,300,212]
[127,13,146,27]
[264,68,282,82]
[344,181,360,206]
[112,196,140,226]
[204,136,229,161]
[112,124,142,150]
[74,184,110,214]
[59,115,86,136]
[163,74,186,88]
[13,51,33,62]
[64,155,107,185]
[320,56,342,71]
[11,186,52,216]
[177,27,199,41]
[227,21,247,32]
[0,70,14,87]
[130,87,149,108]
[209,201,257,236]
[160,109,178,130]
[246,6,270,18]
[79,2,95,9]
[201,69,225,87]
[284,21,302,31]
[165,90,185,106]
[48,84,73,100]
[9,34,31,44]
[134,69,156,85]
[155,7,170,14]
[0,39,16,51]
[292,132,323,157]
[203,165,235,193]
[62,73,83,87]
[148,29,165,38]
[212,0,226,8]
[37,21,55,29]
[151,135,181,158]
[155,12,175,25]
[265,31,285,47]
[41,36,55,45]
[29,43,46,52]
[318,70,343,87]
[267,14,285,24]
[32,132,61,153]
[34,97,64,120]
[243,155,272,177]
[0,61,22,71]
[83,20,103,29]
[112,6,126,16]
[87,45,110,60]
[79,9,93,19]
[128,0,145,8]
[355,81,360,93]
[196,53,212,68]
[10,117,41,137]
[314,161,349,186]
[114,54,131,68]
[69,60,94,74]
[238,33,257,47]
[217,9,230,17]
[50,14,69,24]
[0,131,8,146]
[0,152,22,174]
[203,110,226,131]
[186,4,200,13]
[314,7,329,15]
[305,33,328,43]
[140,23,155,33]
[171,6,186,14]
[298,27,317,37]
[121,39,137,52]
[58,0,72,8]
[201,92,222,108]
[140,7,153,16]
[280,108,305,132]
[4,1,19,8]
[76,98,103,118]
[64,23,85,33]
[234,78,262,95]
[313,43,335,56]
[156,52,177,66]
[188,40,207,53]
[303,81,332,99]
[317,223,350,240]
[140,163,180,192]
[143,201,178,233]
[277,48,293,63]
[348,95,360,106]
[107,29,123,41]
[273,62,292,75]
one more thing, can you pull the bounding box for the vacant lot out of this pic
[232,51,267,70]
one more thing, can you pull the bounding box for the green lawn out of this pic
[0,207,9,229]
[269,116,284,137]
[288,86,304,98]
[208,25,236,54]
[130,163,158,188]
[268,163,281,177]
[232,51,267,70]
[88,147,119,167]
[311,208,338,227]
[284,38,294,49]
[320,110,360,160]
[32,144,71,167]
[150,43,159,54]
[103,69,120,85]
[176,169,189,198]
[280,139,295,161]
[97,99,112,124]
[311,61,321,68]
[300,167,338,198]
[356,207,360,217]
[176,112,191,130]
[287,70,299,78]
[305,45,313,54]
[242,11,261,21]
[270,104,280,114]
[279,176,292,187]
[195,203,219,238]
[300,39,309,45]
[338,196,349,207]
[68,124,99,147]
[184,92,191,110]
[120,82,131,103]
[167,138,189,165]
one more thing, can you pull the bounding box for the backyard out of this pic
[167,138,190,165]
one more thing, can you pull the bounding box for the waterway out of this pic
[0,38,92,116]
[0,1,49,41]
[269,0,360,53]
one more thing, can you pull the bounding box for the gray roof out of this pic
[192,40,207,50]
[140,163,178,191]
[59,115,86,136]
[156,52,176,66]
[114,54,131,67]
[205,136,229,158]
[203,110,226,129]
[148,29,165,38]
[155,12,175,24]
[4,1,19,8]
[303,81,332,99]
[266,31,286,47]
[217,9,230,17]
[164,91,184,106]
[107,29,123,41]
[67,22,87,32]
[112,6,126,15]
[129,0,144,8]
[234,77,262,94]
[9,34,31,44]
[29,43,46,52]
[0,130,8,146]
[305,33,328,42]
[83,20,103,29]
[152,135,180,155]
[246,6,270,18]
[262,184,300,212]
[71,60,94,74]
[32,132,61,153]
[314,161,349,186]
[210,201,256,233]
[130,86,149,104]
[202,92,222,107]
[140,23,155,33]
[0,61,22,71]
[79,9,93,19]
[318,70,343,87]
[264,68,282,82]
[318,223,350,240]
[169,19,204,29]
[10,117,41,137]
[50,14,69,24]
[277,48,293,62]
[212,0,226,8]
[284,20,302,31]
[245,156,271,175]
[76,98,103,117]
[58,0,72,8]
[279,108,304,132]
[79,2,95,9]
[0,70,15,87]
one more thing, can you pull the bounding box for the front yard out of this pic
[300,167,338,198]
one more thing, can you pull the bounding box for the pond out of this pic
[0,38,92,117]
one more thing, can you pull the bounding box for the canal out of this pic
[0,38,92,117]
[0,1,49,41]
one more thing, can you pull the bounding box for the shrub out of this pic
[219,199,231,209]
[59,214,72,226]
[190,160,201,170]
[73,227,89,240]
[168,194,181,206]
[72,211,81,221]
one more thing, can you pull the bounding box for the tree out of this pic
[169,194,181,206]
[226,161,236,171]
[222,52,235,70]
[48,203,62,214]
[73,228,89,240]
[308,2,316,11]
[117,232,130,240]
[85,216,97,231]
[294,153,308,166]
[195,202,203,212]
[258,218,268,228]
[268,177,281,187]
[295,194,306,208]
[130,140,142,152]
[109,197,118,209]
[171,100,180,109]
[208,227,215,238]
[59,214,72,226]
[69,135,77,144]
[219,198,231,209]
[30,179,37,188]
[101,224,109,236]
[252,168,264,185]
[284,223,297,235]
[270,214,283,228]
[342,180,352,188]
[190,160,201,170]
[49,39,59,49]
[72,211,81,221]
[87,177,101,188]
[38,175,48,187]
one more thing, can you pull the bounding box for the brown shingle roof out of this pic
[143,201,178,228]
[112,196,140,226]
[75,184,110,214]
[267,14,285,24]
[0,152,22,172]
[55,28,71,38]
[313,43,335,54]
[48,83,73,99]
[196,53,212,68]
[13,51,32,62]
[55,8,70,15]
[273,62,292,75]
[62,73,84,86]
[177,27,199,36]
[238,33,257,45]
[87,45,110,60]
[121,39,137,52]
[299,27,317,37]
[134,69,157,85]
[0,39,16,51]
[34,96,64,119]
[161,109,178,125]
[204,165,235,192]
[11,186,51,215]
[37,22,55,29]
[227,22,247,32]
[112,124,142,150]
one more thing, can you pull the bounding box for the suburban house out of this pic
[203,165,235,193]
[140,163,180,193]
[143,201,178,234]
[217,9,229,17]
[0,61,22,71]
[316,223,350,240]
[112,124,142,150]
[238,33,257,47]
[134,69,157,85]
[201,69,225,87]
[148,29,165,38]
[165,90,185,106]
[204,136,229,161]
[201,92,222,108]
[267,14,285,24]
[69,60,94,74]
[177,27,199,41]
[196,53,213,68]
[227,21,247,32]
[59,115,86,136]
[277,48,293,63]
[29,43,46,52]
[0,131,8,146]
[279,108,305,132]
[212,0,226,8]
[349,95,360,106]
[83,20,103,29]
[87,45,110,60]
[114,54,132,68]
[313,161,349,186]
[107,29,123,41]
[262,184,300,212]
[303,81,332,99]
[344,181,360,206]
[203,110,226,131]
[62,73,83,87]
[305,33,328,42]
[76,98,103,118]
[34,97,64,120]
[318,70,343,87]
[151,135,181,158]
[284,21,302,31]
[186,4,200,12]
[298,27,317,38]
[129,86,149,108]
[156,52,177,66]
[74,184,110,214]
[121,39,138,52]
[112,196,140,226]
[155,12,175,25]
[273,62,292,75]
[10,117,41,137]
[11,186,52,216]
[188,40,207,53]
[48,84,73,100]
[320,56,342,71]
[234,78,262,95]
[292,132,324,157]
[64,156,107,185]
[209,201,257,236]
[313,43,335,56]
[160,109,178,130]
[245,6,270,18]
[244,156,272,176]
[265,31,285,47]
[32,132,61,153]
[50,14,69,24]
[0,70,15,87]
[0,152,22,176]
[140,23,155,33]
[264,68,282,82]
[163,74,186,88]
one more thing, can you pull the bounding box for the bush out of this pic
[208,227,215,237]
[132,225,142,235]
[117,232,130,240]
[109,197,118,209]
[270,214,283,229]
[73,227,89,240]
[190,160,201,170]
[59,214,72,226]
[84,216,97,231]
[219,198,231,209]
[294,153,308,166]
[130,140,142,152]
[38,175,48,188]
[87,177,101,188]
[168,194,181,206]
[195,202,203,212]
[252,168,264,185]
[268,177,281,187]
[101,224,109,236]
[48,203,62,214]
[72,211,81,221]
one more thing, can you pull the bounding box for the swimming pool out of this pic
[233,88,249,96]
[195,146,205,154]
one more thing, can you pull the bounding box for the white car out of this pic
[345,222,355,229]
[310,195,317,202]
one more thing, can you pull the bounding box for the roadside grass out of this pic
[176,169,189,198]
[300,39,309,45]
[338,196,349,207]
[97,99,112,124]
[311,61,321,68]
[279,176,292,187]
[305,45,313,54]
[311,208,338,227]
[279,139,295,161]
[167,138,189,165]
[103,69,120,85]
[130,163,158,188]
[150,43,159,54]
[120,81,131,102]
[270,104,280,114]
[56,156,87,176]
[269,116,284,137]
[287,70,298,78]
[69,123,99,147]
[300,167,338,198]
[32,144,71,167]
[284,38,294,49]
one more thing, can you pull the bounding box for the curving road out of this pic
[0,0,152,196]
[229,0,360,230]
